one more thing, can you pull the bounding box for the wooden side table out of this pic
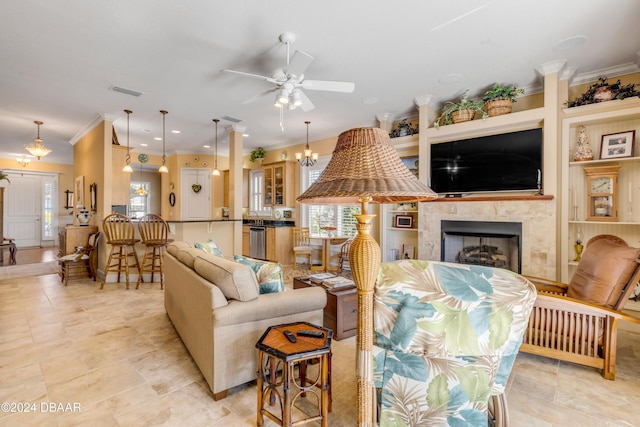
[293,276,357,340]
[256,322,333,427]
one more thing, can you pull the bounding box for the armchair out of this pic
[373,260,536,426]
[520,234,640,380]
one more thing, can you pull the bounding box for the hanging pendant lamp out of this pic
[158,110,169,173]
[295,121,318,166]
[122,110,133,172]
[135,162,147,195]
[212,119,220,176]
[25,121,52,160]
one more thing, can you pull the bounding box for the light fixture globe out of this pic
[25,121,52,160]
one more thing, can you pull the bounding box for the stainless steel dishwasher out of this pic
[249,226,266,260]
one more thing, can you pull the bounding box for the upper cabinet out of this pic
[263,161,298,207]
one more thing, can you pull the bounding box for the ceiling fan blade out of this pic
[222,69,278,84]
[298,90,315,112]
[300,79,355,93]
[242,87,278,105]
[286,50,313,79]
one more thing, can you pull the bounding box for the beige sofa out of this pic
[164,241,326,400]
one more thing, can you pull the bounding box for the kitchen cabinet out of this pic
[242,225,251,257]
[263,161,297,207]
[265,226,293,265]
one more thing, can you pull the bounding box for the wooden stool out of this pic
[256,322,332,427]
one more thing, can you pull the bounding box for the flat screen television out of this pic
[430,128,543,195]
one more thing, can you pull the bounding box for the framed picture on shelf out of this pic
[600,130,635,159]
[401,156,419,178]
[395,215,413,228]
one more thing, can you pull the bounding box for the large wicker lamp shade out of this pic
[297,127,437,426]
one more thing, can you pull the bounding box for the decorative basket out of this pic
[451,109,476,124]
[485,99,513,117]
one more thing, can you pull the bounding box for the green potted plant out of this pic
[0,171,10,187]
[482,83,524,116]
[250,147,266,164]
[433,91,487,128]
[566,77,640,107]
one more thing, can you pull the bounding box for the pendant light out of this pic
[25,121,52,160]
[212,118,220,176]
[295,121,318,166]
[158,110,169,173]
[122,110,133,173]
[135,162,147,195]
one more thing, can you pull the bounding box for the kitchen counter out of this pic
[242,220,295,227]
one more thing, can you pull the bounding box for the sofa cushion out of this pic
[568,237,640,308]
[193,253,260,301]
[233,255,285,294]
[167,241,191,257]
[175,247,204,269]
[195,240,223,257]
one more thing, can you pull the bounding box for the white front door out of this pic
[4,173,42,247]
[180,168,211,220]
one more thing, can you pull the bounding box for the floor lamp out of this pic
[296,127,437,426]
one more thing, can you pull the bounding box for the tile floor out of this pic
[0,249,639,426]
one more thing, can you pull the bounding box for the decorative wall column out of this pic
[227,124,246,256]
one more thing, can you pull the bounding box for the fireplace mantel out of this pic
[431,195,554,202]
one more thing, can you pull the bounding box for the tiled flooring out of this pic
[1,249,639,426]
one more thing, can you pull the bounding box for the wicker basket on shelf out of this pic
[485,98,513,117]
[451,109,476,124]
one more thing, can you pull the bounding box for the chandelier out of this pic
[135,163,147,195]
[295,121,318,166]
[158,110,168,173]
[122,110,133,172]
[16,156,31,167]
[25,121,52,160]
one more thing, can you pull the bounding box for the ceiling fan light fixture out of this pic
[123,109,133,173]
[277,88,290,104]
[273,95,283,108]
[292,90,302,106]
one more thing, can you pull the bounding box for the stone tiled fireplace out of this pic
[418,197,557,279]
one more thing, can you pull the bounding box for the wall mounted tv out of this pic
[430,128,542,195]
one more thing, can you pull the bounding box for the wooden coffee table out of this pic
[293,276,357,340]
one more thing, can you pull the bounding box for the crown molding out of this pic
[68,113,118,145]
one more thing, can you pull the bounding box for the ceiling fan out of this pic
[222,32,355,112]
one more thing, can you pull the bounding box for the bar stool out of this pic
[101,213,141,289]
[136,213,172,289]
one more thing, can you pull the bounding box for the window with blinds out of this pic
[301,158,359,236]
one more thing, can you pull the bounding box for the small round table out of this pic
[255,322,333,427]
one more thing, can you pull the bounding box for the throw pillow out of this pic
[194,240,223,257]
[233,255,285,294]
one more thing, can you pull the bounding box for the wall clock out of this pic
[138,153,148,163]
[584,165,621,221]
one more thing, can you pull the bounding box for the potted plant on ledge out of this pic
[482,83,524,117]
[250,147,266,165]
[433,91,487,128]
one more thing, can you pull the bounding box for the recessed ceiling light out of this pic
[171,130,180,134]
[438,74,462,85]
[154,137,162,141]
[243,133,249,137]
[362,97,378,105]
[141,143,148,147]
[203,145,210,148]
[554,35,587,51]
